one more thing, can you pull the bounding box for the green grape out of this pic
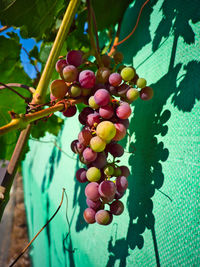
[126,88,139,102]
[121,67,135,81]
[69,84,81,97]
[136,78,147,88]
[104,165,114,176]
[90,136,106,152]
[88,96,99,109]
[96,121,116,142]
[113,167,122,177]
[86,167,101,182]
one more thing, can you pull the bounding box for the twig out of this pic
[157,189,173,202]
[0,83,35,94]
[9,188,66,267]
[108,19,122,56]
[0,82,31,102]
[0,25,10,33]
[91,5,100,54]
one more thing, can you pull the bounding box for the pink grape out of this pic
[66,50,83,67]
[109,73,122,87]
[71,140,85,154]
[63,105,77,117]
[86,198,102,210]
[92,152,107,169]
[116,176,128,193]
[107,143,124,157]
[85,182,100,201]
[79,70,96,88]
[94,89,110,107]
[99,180,116,198]
[120,166,130,178]
[76,168,87,183]
[83,208,96,224]
[78,128,92,146]
[140,86,154,100]
[86,112,100,126]
[83,147,97,162]
[113,123,126,141]
[95,210,111,225]
[62,65,78,83]
[110,200,124,215]
[116,102,132,119]
[99,105,114,119]
[56,59,67,73]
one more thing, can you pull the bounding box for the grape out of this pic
[78,107,94,125]
[68,84,81,97]
[113,123,126,141]
[76,168,88,183]
[83,147,97,163]
[116,83,129,97]
[96,121,116,141]
[101,195,115,204]
[99,105,114,119]
[126,88,139,102]
[116,176,128,193]
[109,73,122,87]
[140,86,154,100]
[96,67,111,83]
[107,143,124,157]
[118,118,130,129]
[92,152,107,169]
[110,200,124,215]
[78,128,93,146]
[63,105,77,117]
[113,51,124,64]
[86,113,100,127]
[86,198,102,210]
[85,182,100,201]
[56,59,67,73]
[94,89,110,107]
[104,165,114,176]
[95,210,111,225]
[101,54,111,67]
[113,167,122,177]
[71,140,85,154]
[90,136,106,152]
[86,167,101,182]
[121,67,135,81]
[88,96,99,109]
[99,180,116,198]
[131,73,139,85]
[83,208,96,224]
[114,191,124,200]
[107,85,118,96]
[136,78,147,88]
[82,87,92,96]
[50,79,68,98]
[79,70,96,88]
[62,65,78,83]
[120,166,130,178]
[116,102,132,119]
[66,50,83,67]
[79,154,90,165]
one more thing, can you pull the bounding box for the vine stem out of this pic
[0,0,81,221]
[0,82,31,102]
[0,83,35,94]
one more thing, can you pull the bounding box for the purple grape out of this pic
[83,208,96,224]
[70,140,85,154]
[107,85,118,96]
[109,73,122,87]
[83,147,97,162]
[140,86,154,100]
[113,123,126,141]
[86,112,100,126]
[62,105,77,117]
[76,168,88,183]
[116,176,128,193]
[79,70,96,88]
[78,128,92,146]
[78,107,94,125]
[99,180,116,198]
[116,102,132,119]
[114,191,124,200]
[110,200,124,215]
[91,152,107,169]
[120,166,130,178]
[107,143,124,157]
[99,105,114,119]
[118,118,130,129]
[116,83,129,97]
[86,198,102,210]
[56,59,67,73]
[62,65,78,83]
[101,195,115,204]
[85,182,100,201]
[66,50,83,67]
[94,89,110,107]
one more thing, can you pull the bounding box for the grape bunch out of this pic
[50,50,153,225]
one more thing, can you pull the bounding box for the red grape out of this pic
[79,70,96,88]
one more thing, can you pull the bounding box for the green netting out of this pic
[22,0,200,266]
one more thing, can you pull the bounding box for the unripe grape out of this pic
[68,84,81,97]
[62,65,78,83]
[86,167,101,182]
[96,121,116,141]
[50,79,68,98]
[88,96,99,109]
[136,78,147,88]
[113,167,122,177]
[96,67,111,83]
[126,88,139,102]
[121,67,135,81]
[90,136,106,152]
[104,165,114,176]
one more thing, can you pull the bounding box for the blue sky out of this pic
[0,22,41,79]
